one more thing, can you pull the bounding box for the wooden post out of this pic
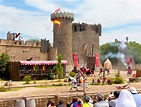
[83,75,86,95]
[54,95,58,105]
[102,69,105,85]
[92,44,94,56]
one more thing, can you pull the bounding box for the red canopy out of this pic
[19,60,67,65]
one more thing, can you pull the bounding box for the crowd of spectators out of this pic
[46,87,141,107]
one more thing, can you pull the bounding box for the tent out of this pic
[104,58,112,70]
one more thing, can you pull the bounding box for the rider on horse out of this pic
[68,76,78,91]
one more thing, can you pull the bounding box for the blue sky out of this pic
[0,0,141,45]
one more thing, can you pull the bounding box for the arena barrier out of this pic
[0,90,141,107]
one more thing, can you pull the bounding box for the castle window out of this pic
[74,25,77,32]
[36,42,39,46]
[19,42,21,45]
[59,41,61,44]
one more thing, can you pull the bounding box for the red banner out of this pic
[73,53,78,67]
[95,54,100,67]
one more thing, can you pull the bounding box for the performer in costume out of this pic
[127,66,132,74]
[68,76,78,91]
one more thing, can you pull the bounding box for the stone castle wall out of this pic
[72,23,100,67]
[0,11,101,71]
[0,39,48,61]
[50,12,101,69]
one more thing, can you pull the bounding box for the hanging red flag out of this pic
[73,53,79,67]
[126,58,130,63]
[95,54,100,67]
[130,62,132,66]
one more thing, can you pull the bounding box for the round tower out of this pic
[51,12,74,65]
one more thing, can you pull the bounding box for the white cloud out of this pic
[25,0,60,12]
[0,5,53,42]
[0,0,141,45]
[100,25,141,45]
[74,0,141,27]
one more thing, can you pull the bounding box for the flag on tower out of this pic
[55,8,60,12]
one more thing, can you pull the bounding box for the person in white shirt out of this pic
[115,89,136,107]
[129,87,141,107]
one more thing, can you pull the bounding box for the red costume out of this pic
[127,66,132,74]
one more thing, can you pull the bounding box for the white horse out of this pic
[68,76,88,91]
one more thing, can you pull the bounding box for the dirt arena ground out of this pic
[0,70,141,99]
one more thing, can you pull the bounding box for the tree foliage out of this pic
[0,53,10,79]
[26,38,40,42]
[55,54,64,79]
[100,41,141,65]
[128,41,141,64]
[100,42,118,65]
[23,75,31,84]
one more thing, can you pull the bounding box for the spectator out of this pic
[46,101,52,107]
[109,91,120,107]
[46,101,55,107]
[115,89,136,107]
[94,92,109,107]
[70,97,78,107]
[107,91,113,101]
[82,95,93,107]
[129,87,141,107]
[56,100,65,107]
[50,102,55,107]
[76,98,83,107]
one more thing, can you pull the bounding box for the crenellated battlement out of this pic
[72,23,101,36]
[0,39,41,47]
[51,12,74,22]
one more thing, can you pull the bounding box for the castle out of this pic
[0,11,101,71]
[51,12,101,69]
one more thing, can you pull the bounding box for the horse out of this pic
[68,76,88,91]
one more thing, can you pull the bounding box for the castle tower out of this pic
[51,12,74,65]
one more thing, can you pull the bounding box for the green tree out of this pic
[26,38,40,42]
[23,75,31,84]
[100,41,141,65]
[55,54,64,79]
[100,42,118,65]
[0,53,10,79]
[128,41,141,64]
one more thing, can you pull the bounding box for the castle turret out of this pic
[51,12,74,65]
